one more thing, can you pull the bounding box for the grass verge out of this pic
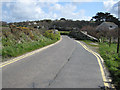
[2,38,58,61]
[99,43,120,89]
[82,40,120,89]
[2,30,60,62]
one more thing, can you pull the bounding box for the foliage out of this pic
[99,43,120,89]
[91,12,119,25]
[2,36,57,60]
[43,30,60,40]
[60,18,66,21]
[2,25,60,61]
[59,31,70,35]
[82,40,98,47]
[83,40,120,89]
[9,19,97,32]
[80,26,98,38]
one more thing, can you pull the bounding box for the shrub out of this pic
[44,30,60,40]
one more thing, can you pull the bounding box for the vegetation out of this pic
[1,11,120,88]
[69,27,98,42]
[99,43,120,89]
[59,31,70,35]
[81,40,98,47]
[79,12,120,89]
[2,25,60,61]
[7,18,97,32]
[92,12,120,54]
[91,12,119,25]
[44,30,60,40]
[82,40,120,89]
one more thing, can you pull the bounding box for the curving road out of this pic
[2,36,104,88]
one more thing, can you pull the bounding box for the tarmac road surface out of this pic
[2,36,104,88]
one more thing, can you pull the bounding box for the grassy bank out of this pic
[2,36,59,61]
[82,40,120,89]
[2,26,60,61]
[99,43,120,89]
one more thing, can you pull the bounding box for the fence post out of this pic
[117,28,120,56]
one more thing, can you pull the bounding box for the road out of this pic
[2,36,104,88]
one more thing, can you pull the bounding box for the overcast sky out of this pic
[1,0,119,22]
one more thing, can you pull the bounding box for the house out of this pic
[96,22,118,42]
[96,22,118,31]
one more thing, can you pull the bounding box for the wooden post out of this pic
[117,28,120,55]
[109,37,111,47]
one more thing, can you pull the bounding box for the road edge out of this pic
[0,37,62,68]
[75,40,115,89]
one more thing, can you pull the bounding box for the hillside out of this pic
[2,25,60,61]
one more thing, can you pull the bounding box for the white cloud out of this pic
[2,1,92,22]
[5,3,11,8]
[54,4,62,10]
[2,0,115,3]
[2,0,48,22]
[1,0,59,2]
[48,3,89,20]
[103,0,120,18]
[103,0,118,11]
[2,0,120,22]
[71,0,98,2]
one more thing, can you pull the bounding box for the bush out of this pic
[44,30,60,40]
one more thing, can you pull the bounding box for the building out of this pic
[96,22,118,31]
[96,22,118,42]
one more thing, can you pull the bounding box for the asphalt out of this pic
[2,36,104,88]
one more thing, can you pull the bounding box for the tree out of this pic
[60,18,66,21]
[92,12,120,55]
[91,12,105,24]
[91,12,119,25]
